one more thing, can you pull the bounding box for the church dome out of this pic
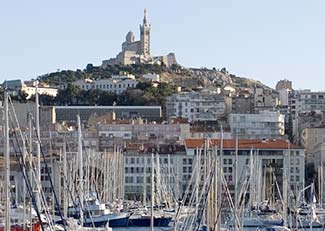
[126,31,135,43]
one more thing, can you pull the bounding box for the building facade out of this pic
[231,95,254,114]
[185,138,305,203]
[97,121,190,151]
[301,125,325,165]
[253,87,279,112]
[123,139,305,203]
[40,106,162,124]
[229,111,285,139]
[68,76,139,94]
[166,91,226,122]
[2,79,58,99]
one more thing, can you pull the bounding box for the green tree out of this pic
[98,91,117,106]
[56,84,82,105]
[136,81,152,91]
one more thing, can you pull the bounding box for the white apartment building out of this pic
[185,139,305,202]
[290,90,325,119]
[68,78,138,94]
[142,73,160,82]
[289,90,325,143]
[123,145,187,200]
[123,139,305,203]
[2,79,58,99]
[166,91,226,122]
[229,111,285,139]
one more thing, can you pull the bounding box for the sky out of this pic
[1,0,324,90]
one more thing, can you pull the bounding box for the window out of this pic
[188,158,193,165]
[183,159,187,165]
[136,177,143,183]
[183,167,187,173]
[228,159,233,165]
[223,159,227,165]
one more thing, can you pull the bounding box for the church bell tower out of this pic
[140,9,151,56]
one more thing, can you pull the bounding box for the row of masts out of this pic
[2,85,126,230]
[2,85,314,231]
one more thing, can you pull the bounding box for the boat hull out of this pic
[84,212,130,227]
[128,216,172,227]
[0,223,41,231]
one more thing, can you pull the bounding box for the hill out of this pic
[38,64,271,95]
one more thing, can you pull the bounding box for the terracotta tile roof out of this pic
[184,139,303,150]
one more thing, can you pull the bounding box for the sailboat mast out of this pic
[28,113,33,231]
[214,144,218,229]
[235,137,238,214]
[63,142,68,219]
[143,155,147,206]
[77,115,84,226]
[4,90,11,231]
[150,152,154,231]
[35,81,41,209]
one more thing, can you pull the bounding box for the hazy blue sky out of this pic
[1,0,324,90]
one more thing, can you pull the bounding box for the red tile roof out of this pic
[184,139,303,150]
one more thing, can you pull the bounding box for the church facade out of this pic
[102,10,177,68]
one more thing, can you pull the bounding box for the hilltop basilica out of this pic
[102,9,177,68]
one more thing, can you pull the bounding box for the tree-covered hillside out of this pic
[38,63,184,86]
